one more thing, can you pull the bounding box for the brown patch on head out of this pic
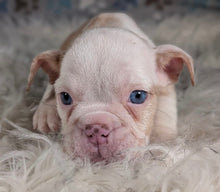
[60,13,123,52]
[88,13,123,29]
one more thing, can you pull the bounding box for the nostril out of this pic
[84,124,111,144]
[101,134,109,138]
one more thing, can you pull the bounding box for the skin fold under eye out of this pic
[129,90,148,104]
[60,92,73,105]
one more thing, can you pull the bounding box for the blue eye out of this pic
[60,92,72,105]
[129,90,147,104]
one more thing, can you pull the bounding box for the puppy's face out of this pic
[55,29,158,161]
[28,27,194,162]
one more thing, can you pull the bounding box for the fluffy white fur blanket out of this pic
[0,8,220,192]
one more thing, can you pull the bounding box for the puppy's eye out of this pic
[129,90,147,104]
[60,92,72,105]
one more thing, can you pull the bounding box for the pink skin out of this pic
[84,124,111,145]
[77,112,121,145]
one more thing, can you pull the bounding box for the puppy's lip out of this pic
[89,146,118,162]
[90,145,127,163]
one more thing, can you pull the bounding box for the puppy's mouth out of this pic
[89,143,123,163]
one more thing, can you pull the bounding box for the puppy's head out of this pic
[28,28,194,162]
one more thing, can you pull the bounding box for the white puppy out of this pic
[27,13,194,162]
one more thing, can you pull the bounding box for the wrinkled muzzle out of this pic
[63,108,146,162]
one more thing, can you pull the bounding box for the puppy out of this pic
[27,13,194,162]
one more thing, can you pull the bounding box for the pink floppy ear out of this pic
[26,50,62,91]
[155,44,195,87]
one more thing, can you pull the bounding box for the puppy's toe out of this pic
[33,110,39,130]
[33,101,60,133]
[38,115,50,133]
[46,109,60,132]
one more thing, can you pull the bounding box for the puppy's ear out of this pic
[155,44,195,87]
[26,50,62,91]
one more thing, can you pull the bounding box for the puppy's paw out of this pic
[33,99,60,133]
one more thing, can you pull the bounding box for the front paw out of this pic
[33,99,60,133]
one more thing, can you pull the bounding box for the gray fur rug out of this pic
[0,8,220,192]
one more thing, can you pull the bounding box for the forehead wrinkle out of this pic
[55,74,85,96]
[60,28,155,102]
[62,27,151,77]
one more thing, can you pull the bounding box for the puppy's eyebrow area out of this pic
[55,76,83,95]
[120,76,153,90]
[129,85,154,97]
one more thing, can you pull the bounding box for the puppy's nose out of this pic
[85,124,110,145]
